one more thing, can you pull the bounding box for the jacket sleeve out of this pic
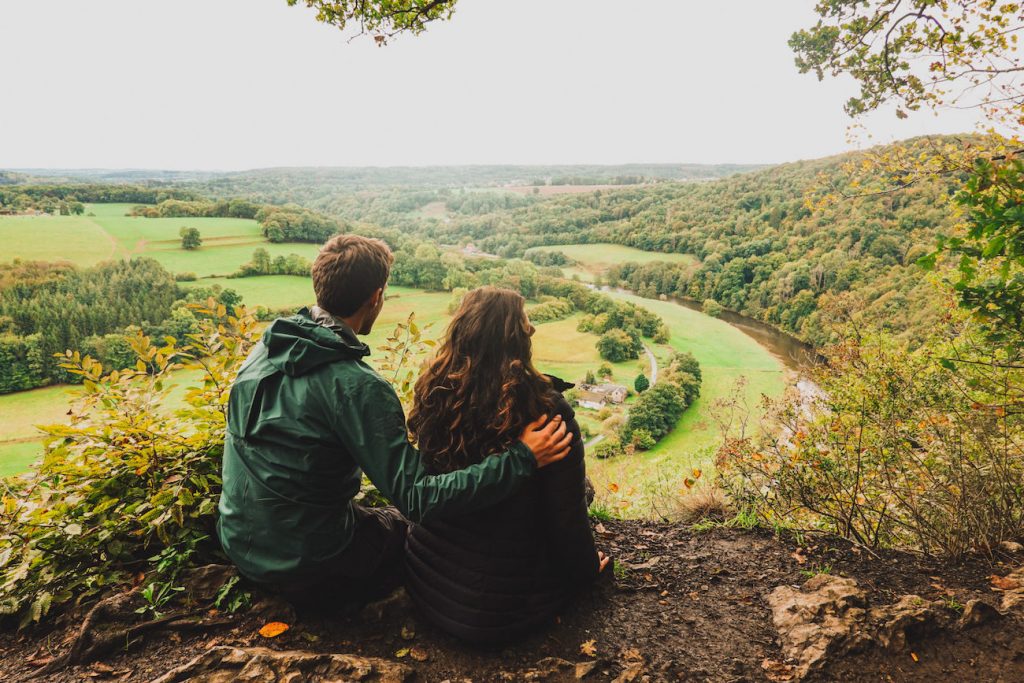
[330,374,536,524]
[538,395,600,586]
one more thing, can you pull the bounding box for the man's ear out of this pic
[371,287,384,308]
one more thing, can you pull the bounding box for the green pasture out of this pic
[0,214,115,265]
[526,243,698,282]
[181,275,315,311]
[0,203,319,278]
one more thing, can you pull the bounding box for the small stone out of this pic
[871,595,948,650]
[1000,541,1024,554]
[575,660,599,678]
[959,599,1001,629]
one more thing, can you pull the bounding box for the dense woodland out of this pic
[77,139,961,348]
[0,258,239,393]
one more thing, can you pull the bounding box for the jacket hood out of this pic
[263,307,369,376]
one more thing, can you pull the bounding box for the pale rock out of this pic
[959,599,1001,629]
[766,575,871,678]
[1000,541,1024,554]
[870,594,947,650]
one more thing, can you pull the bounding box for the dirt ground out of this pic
[3,519,1023,682]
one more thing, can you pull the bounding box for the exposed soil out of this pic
[3,520,1023,682]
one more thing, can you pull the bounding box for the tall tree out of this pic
[179,226,202,250]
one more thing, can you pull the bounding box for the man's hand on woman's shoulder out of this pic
[519,414,573,468]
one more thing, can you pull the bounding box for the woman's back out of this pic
[404,389,598,644]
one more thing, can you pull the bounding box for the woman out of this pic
[405,286,609,644]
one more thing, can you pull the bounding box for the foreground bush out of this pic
[718,324,1024,559]
[0,302,259,627]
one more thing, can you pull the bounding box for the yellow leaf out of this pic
[580,639,597,657]
[607,482,619,493]
[258,622,290,638]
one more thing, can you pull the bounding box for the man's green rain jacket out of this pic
[217,306,537,584]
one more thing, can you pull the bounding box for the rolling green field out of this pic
[181,275,316,311]
[525,243,699,282]
[0,203,319,278]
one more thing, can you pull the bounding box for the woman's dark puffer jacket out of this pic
[404,381,599,644]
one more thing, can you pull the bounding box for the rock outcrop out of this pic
[767,573,1010,679]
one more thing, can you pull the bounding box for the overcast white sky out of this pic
[0,0,988,170]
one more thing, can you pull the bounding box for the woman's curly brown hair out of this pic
[408,286,555,473]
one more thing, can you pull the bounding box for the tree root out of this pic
[30,587,235,678]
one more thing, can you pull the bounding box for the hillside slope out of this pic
[426,138,979,346]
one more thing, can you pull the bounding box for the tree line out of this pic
[130,199,342,243]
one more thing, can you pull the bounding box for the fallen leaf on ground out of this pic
[400,625,415,640]
[990,574,1022,591]
[409,647,429,662]
[580,639,598,657]
[394,648,410,658]
[258,621,290,638]
[791,550,807,565]
[910,652,919,662]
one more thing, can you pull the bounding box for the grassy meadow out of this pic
[525,243,699,282]
[0,203,320,278]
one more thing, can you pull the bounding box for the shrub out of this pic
[0,302,258,627]
[702,299,723,317]
[629,428,656,450]
[592,438,625,460]
[717,329,1024,558]
[634,373,650,393]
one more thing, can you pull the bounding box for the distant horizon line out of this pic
[6,161,770,173]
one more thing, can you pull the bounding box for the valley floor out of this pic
[4,521,1022,682]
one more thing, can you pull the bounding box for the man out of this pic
[217,234,572,610]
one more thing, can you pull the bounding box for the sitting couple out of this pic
[217,234,608,643]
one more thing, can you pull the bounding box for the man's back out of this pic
[218,308,375,583]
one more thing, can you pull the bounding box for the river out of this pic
[663,296,822,373]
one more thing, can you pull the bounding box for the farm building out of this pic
[576,382,628,409]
